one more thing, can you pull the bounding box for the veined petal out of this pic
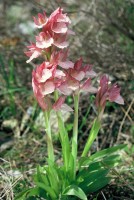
[39,69,52,82]
[36,32,54,49]
[52,22,68,33]
[36,37,53,48]
[54,41,69,49]
[81,78,97,93]
[85,70,97,78]
[53,96,65,110]
[33,12,48,28]
[61,104,73,112]
[68,79,79,90]
[55,69,65,78]
[113,95,124,105]
[58,83,72,95]
[26,50,41,63]
[71,71,85,81]
[41,81,55,95]
[59,60,74,69]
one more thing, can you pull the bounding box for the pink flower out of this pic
[58,75,79,95]
[50,50,74,69]
[36,32,53,49]
[49,8,71,34]
[33,62,56,83]
[70,58,96,81]
[25,43,42,63]
[49,8,71,24]
[96,75,124,110]
[33,11,48,28]
[53,33,69,49]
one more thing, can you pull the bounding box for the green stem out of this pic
[72,93,79,179]
[81,117,101,157]
[54,91,70,172]
[44,111,55,162]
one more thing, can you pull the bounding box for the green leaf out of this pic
[36,182,57,199]
[45,163,60,194]
[101,154,121,167]
[26,187,40,198]
[68,153,75,182]
[84,176,111,194]
[63,185,87,200]
[90,144,126,161]
[77,168,109,185]
[79,144,126,167]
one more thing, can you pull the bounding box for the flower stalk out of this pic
[54,91,70,172]
[81,117,101,157]
[72,93,79,179]
[44,111,55,162]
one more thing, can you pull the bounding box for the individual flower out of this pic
[58,75,79,95]
[96,75,124,111]
[32,62,56,83]
[50,50,74,69]
[49,7,71,34]
[33,11,48,28]
[36,32,54,49]
[53,33,69,49]
[25,43,42,63]
[70,58,96,81]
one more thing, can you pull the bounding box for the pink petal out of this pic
[71,71,85,81]
[55,69,65,78]
[86,70,97,78]
[59,60,74,69]
[36,32,54,49]
[58,83,72,95]
[81,78,97,93]
[39,69,52,82]
[54,41,69,49]
[38,96,48,110]
[26,50,41,63]
[74,58,83,70]
[61,104,73,112]
[33,12,48,29]
[41,81,55,95]
[36,37,53,48]
[114,95,124,105]
[57,14,71,23]
[68,79,79,90]
[52,22,68,33]
[53,96,65,110]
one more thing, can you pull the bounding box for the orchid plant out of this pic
[16,8,126,200]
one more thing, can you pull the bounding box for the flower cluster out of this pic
[25,8,124,114]
[25,8,73,63]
